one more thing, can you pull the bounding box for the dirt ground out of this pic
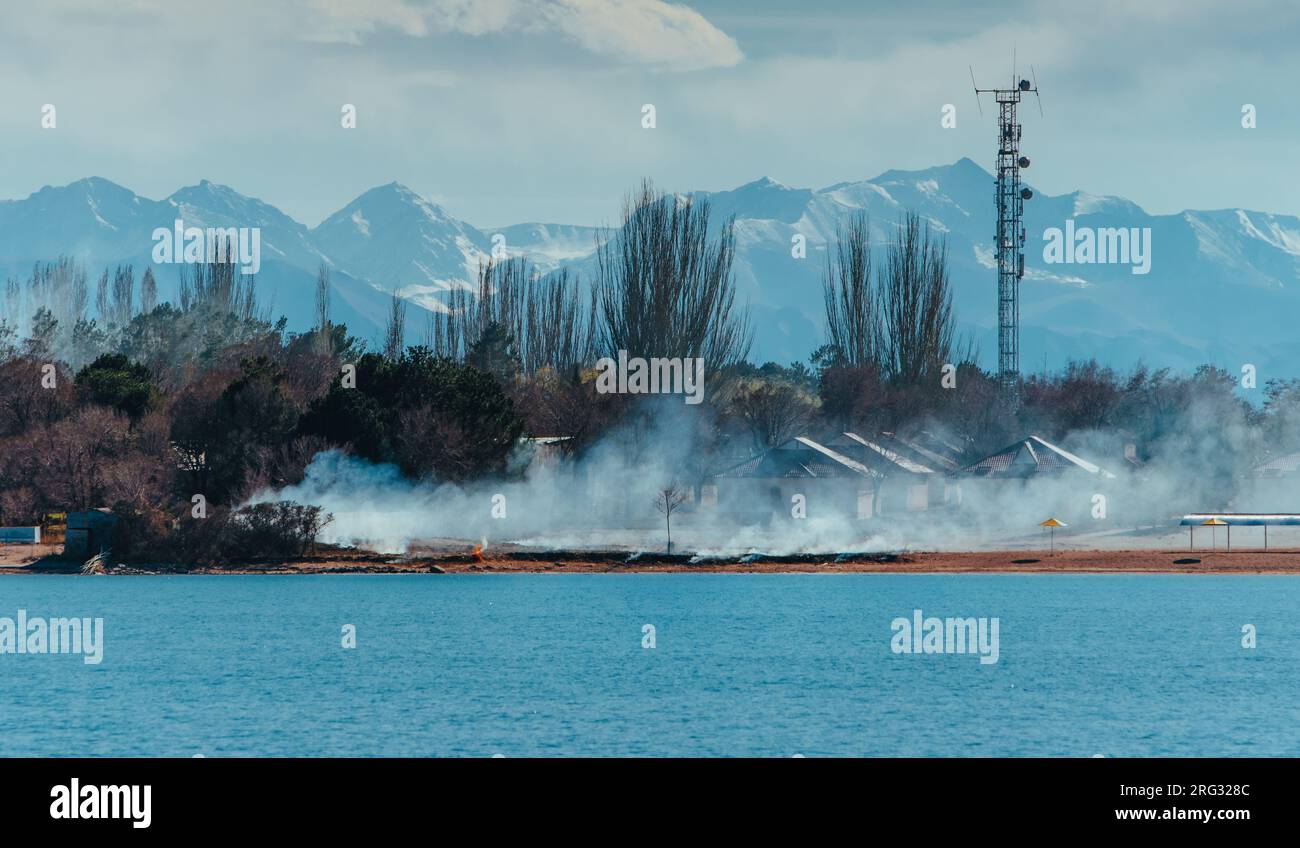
[281,535,1300,574]
[7,536,1300,575]
[0,543,61,569]
[316,547,1300,574]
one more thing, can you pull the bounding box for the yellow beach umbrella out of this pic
[1040,518,1067,556]
[1201,517,1227,551]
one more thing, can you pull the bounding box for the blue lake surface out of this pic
[0,574,1296,757]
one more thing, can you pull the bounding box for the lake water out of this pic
[0,574,1295,757]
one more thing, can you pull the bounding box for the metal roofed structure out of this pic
[715,437,880,480]
[954,435,1116,479]
[890,431,963,471]
[1178,513,1300,526]
[1177,513,1300,550]
[825,432,958,512]
[834,433,936,475]
[1253,452,1300,477]
[711,437,883,521]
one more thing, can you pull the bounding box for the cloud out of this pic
[306,0,743,69]
[303,0,434,42]
[6,0,1300,227]
[536,1,744,70]
[424,0,522,36]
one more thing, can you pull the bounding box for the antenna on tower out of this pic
[1031,65,1044,117]
[971,64,1043,407]
[969,65,983,116]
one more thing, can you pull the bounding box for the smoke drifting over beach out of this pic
[249,389,1299,556]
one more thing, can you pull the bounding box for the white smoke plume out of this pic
[248,392,1300,556]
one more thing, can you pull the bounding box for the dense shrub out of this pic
[301,347,525,481]
[74,353,158,421]
[114,500,331,565]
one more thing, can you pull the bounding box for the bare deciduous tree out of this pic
[383,292,407,362]
[28,257,88,331]
[428,257,595,377]
[315,263,332,355]
[180,258,259,321]
[522,268,595,375]
[3,277,20,320]
[653,483,688,554]
[140,268,158,315]
[595,181,751,377]
[111,264,135,327]
[879,212,956,386]
[95,269,110,322]
[823,211,881,368]
[732,380,817,451]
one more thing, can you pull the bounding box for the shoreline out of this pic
[7,546,1300,574]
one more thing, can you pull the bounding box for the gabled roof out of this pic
[911,429,965,464]
[887,432,961,471]
[716,437,880,480]
[830,432,937,475]
[954,435,1116,479]
[793,436,880,477]
[1255,451,1300,477]
[527,436,573,445]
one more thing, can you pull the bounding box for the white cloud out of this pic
[306,0,743,69]
[303,0,434,42]
[424,0,522,37]
[4,0,1300,226]
[536,0,743,70]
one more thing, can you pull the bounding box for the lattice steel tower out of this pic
[973,69,1040,402]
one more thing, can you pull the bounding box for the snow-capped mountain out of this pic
[681,158,1300,374]
[3,161,1300,378]
[0,177,159,262]
[169,179,329,271]
[491,222,601,273]
[0,177,414,343]
[310,182,490,311]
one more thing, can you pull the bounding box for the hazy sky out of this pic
[1,0,1296,227]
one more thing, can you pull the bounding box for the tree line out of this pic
[0,181,1289,562]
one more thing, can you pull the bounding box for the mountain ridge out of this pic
[3,161,1299,376]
